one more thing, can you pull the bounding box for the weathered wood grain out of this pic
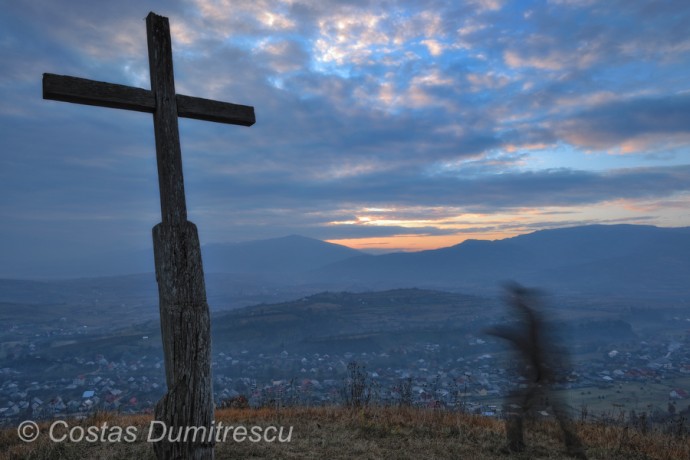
[43,73,255,126]
[147,12,188,227]
[153,221,214,460]
[176,94,255,126]
[43,74,155,113]
[147,13,214,460]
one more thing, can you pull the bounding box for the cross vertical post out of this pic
[147,13,187,226]
[42,11,256,460]
[146,13,212,460]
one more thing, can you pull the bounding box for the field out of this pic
[570,378,690,414]
[470,376,690,420]
[1,406,687,460]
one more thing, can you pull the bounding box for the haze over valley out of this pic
[1,224,689,424]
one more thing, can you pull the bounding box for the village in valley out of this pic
[1,316,688,426]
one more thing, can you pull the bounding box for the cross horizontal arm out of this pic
[43,73,154,113]
[176,94,255,126]
[43,73,255,126]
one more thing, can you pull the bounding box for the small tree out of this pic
[400,377,413,407]
[342,361,371,408]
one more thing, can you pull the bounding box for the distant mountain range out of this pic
[3,234,363,279]
[203,235,363,275]
[312,224,690,295]
[2,224,689,299]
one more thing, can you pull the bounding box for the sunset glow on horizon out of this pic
[326,232,512,253]
[323,195,689,252]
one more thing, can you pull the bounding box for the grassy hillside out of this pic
[1,407,687,459]
[211,289,496,353]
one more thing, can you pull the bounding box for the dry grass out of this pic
[0,406,687,459]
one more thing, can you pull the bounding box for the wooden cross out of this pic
[43,14,255,226]
[42,12,254,459]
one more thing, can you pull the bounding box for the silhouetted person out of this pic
[486,282,587,459]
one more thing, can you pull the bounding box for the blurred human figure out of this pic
[486,282,587,459]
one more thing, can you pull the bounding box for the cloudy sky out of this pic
[2,0,690,276]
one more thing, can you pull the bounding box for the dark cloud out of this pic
[1,0,689,276]
[184,164,690,214]
[557,94,690,150]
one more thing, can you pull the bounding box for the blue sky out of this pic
[1,0,690,276]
